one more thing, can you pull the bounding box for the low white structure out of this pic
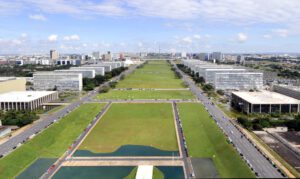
[231,90,300,114]
[0,91,58,111]
[33,72,83,91]
[54,69,95,78]
[136,165,153,179]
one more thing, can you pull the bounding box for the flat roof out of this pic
[0,77,16,82]
[0,91,57,102]
[232,90,300,104]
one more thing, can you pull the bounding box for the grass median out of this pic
[117,60,185,89]
[78,103,178,153]
[0,103,105,179]
[177,103,255,178]
[97,90,195,100]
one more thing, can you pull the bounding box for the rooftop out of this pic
[0,91,57,102]
[232,90,300,104]
[0,77,16,82]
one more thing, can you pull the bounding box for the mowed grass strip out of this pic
[117,61,184,89]
[97,90,195,100]
[78,103,178,153]
[0,103,105,179]
[177,103,255,178]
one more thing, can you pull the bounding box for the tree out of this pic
[217,90,225,96]
[99,86,110,93]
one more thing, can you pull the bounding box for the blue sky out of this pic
[0,0,300,54]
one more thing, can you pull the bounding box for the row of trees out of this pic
[83,67,128,91]
[237,114,300,131]
[0,110,39,127]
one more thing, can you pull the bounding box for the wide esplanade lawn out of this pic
[177,103,255,178]
[116,60,185,89]
[78,103,178,153]
[0,103,105,179]
[97,90,195,100]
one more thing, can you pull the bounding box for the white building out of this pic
[54,69,95,79]
[71,67,105,76]
[0,91,58,111]
[231,91,300,114]
[214,72,263,90]
[33,72,83,91]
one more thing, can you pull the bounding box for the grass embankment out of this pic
[117,61,184,89]
[177,103,255,178]
[78,103,178,153]
[97,90,195,100]
[0,103,105,179]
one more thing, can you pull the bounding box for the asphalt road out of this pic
[172,61,284,178]
[0,65,138,158]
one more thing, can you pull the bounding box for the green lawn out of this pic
[117,61,185,89]
[78,103,178,153]
[0,103,105,179]
[177,103,255,178]
[97,90,195,100]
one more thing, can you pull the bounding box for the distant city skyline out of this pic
[1,0,300,54]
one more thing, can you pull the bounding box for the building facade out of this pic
[214,72,263,90]
[71,67,105,76]
[33,73,83,91]
[54,69,96,78]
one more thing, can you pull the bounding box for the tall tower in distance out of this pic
[50,50,59,60]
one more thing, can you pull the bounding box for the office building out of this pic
[199,53,209,61]
[102,51,112,61]
[33,72,82,91]
[86,64,112,72]
[0,77,26,94]
[202,68,246,83]
[211,52,223,62]
[70,67,105,76]
[50,50,59,60]
[54,69,96,79]
[231,91,300,114]
[92,51,101,60]
[0,91,58,111]
[214,72,263,90]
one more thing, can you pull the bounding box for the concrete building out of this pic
[50,50,59,60]
[203,68,247,84]
[102,51,112,61]
[0,91,58,111]
[272,85,300,100]
[54,69,96,79]
[33,72,82,91]
[92,51,101,60]
[214,72,263,90]
[0,77,26,94]
[231,91,300,114]
[210,52,223,62]
[70,66,105,76]
[85,64,112,72]
[199,53,209,61]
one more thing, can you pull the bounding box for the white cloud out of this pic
[272,29,289,37]
[63,34,80,41]
[21,33,28,38]
[182,36,193,43]
[48,34,58,42]
[263,34,272,39]
[193,34,201,40]
[237,33,248,43]
[29,14,47,21]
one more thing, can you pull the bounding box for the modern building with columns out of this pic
[231,90,300,114]
[0,91,58,111]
